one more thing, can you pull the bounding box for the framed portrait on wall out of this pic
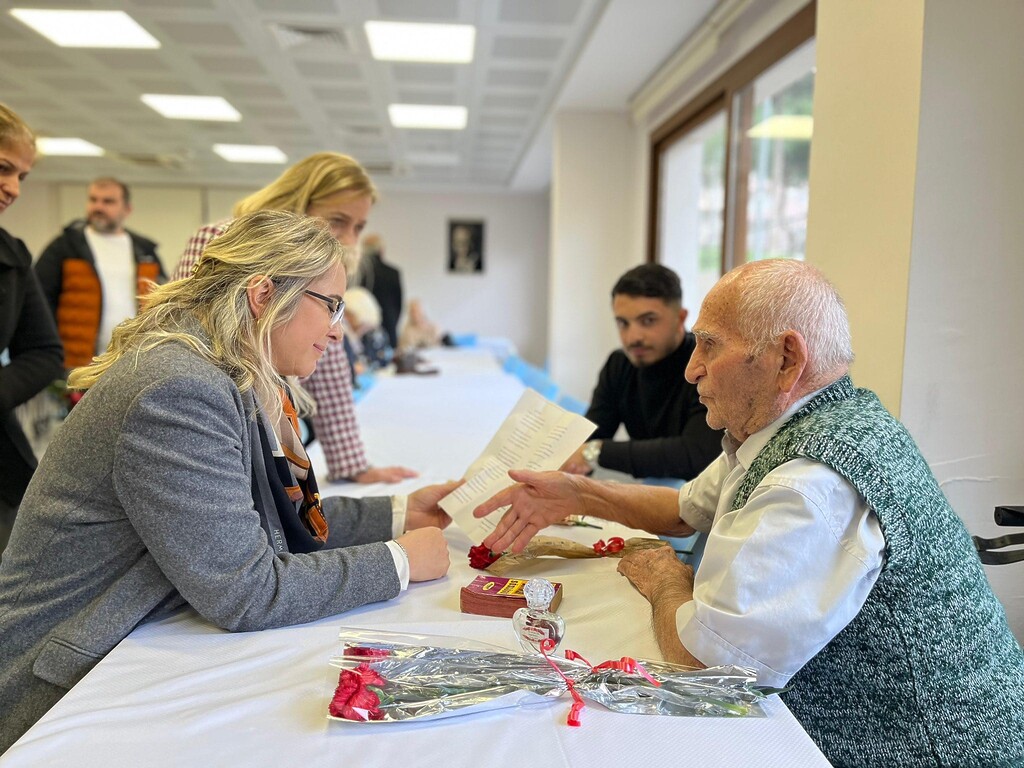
[448,219,484,273]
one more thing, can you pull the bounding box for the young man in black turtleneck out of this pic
[562,264,723,480]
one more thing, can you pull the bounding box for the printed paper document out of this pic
[440,389,596,542]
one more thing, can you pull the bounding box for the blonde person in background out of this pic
[343,286,393,371]
[398,299,443,352]
[0,211,455,751]
[175,152,416,484]
[0,103,63,556]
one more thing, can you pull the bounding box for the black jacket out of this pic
[0,228,64,506]
[359,253,403,349]
[586,333,723,479]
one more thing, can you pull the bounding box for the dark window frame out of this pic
[647,2,816,269]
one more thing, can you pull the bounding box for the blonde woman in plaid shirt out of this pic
[174,153,417,484]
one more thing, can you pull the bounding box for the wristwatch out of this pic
[581,440,602,471]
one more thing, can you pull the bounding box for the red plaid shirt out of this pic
[175,221,370,480]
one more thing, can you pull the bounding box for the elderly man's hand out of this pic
[617,544,694,605]
[472,469,584,553]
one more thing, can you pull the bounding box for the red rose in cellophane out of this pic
[468,543,501,570]
[343,646,392,658]
[329,662,386,721]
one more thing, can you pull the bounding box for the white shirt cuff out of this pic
[391,495,408,537]
[384,540,410,591]
[386,496,410,591]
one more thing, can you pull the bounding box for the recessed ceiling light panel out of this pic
[213,144,287,164]
[37,137,105,157]
[365,21,474,63]
[142,95,241,122]
[10,9,160,49]
[389,104,467,130]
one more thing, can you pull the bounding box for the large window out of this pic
[650,5,815,318]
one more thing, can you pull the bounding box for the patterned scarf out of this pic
[253,387,329,553]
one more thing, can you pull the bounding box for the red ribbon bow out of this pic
[592,536,625,555]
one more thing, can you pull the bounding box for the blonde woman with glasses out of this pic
[0,211,453,752]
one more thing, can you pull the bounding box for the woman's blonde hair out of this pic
[233,152,377,218]
[0,101,36,151]
[68,210,348,418]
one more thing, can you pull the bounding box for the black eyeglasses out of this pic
[303,289,345,326]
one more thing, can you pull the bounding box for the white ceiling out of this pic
[0,0,718,191]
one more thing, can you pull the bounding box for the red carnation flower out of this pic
[329,663,386,721]
[468,543,501,570]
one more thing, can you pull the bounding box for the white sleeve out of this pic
[678,452,732,533]
[674,459,884,688]
[384,496,410,591]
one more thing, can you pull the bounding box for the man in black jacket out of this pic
[562,264,722,480]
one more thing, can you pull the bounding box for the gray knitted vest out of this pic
[732,376,1024,768]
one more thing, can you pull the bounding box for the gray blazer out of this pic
[0,341,400,751]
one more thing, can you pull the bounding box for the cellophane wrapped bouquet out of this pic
[328,628,771,726]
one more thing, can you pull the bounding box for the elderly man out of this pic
[474,259,1024,768]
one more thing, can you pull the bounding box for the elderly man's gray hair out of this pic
[730,259,854,379]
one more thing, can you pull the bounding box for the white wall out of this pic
[3,181,253,277]
[900,0,1024,636]
[3,182,551,365]
[805,0,925,415]
[362,190,550,366]
[548,111,641,401]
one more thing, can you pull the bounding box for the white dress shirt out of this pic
[675,391,885,688]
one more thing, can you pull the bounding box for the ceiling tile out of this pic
[293,59,361,81]
[6,50,73,70]
[327,113,379,132]
[492,36,563,61]
[486,69,549,88]
[254,0,337,11]
[157,21,244,47]
[131,0,216,8]
[0,17,26,41]
[480,112,530,127]
[91,51,169,72]
[193,55,267,77]
[377,0,460,20]
[134,77,197,94]
[482,93,539,110]
[223,81,287,100]
[313,85,373,106]
[395,89,457,106]
[5,96,52,112]
[261,120,316,136]
[391,63,457,85]
[498,0,583,25]
[39,75,109,93]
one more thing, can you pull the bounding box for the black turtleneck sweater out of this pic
[585,332,723,479]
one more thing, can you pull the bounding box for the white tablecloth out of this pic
[1,347,830,768]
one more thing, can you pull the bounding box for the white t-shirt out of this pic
[675,391,885,688]
[84,227,136,354]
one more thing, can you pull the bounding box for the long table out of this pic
[0,348,830,767]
